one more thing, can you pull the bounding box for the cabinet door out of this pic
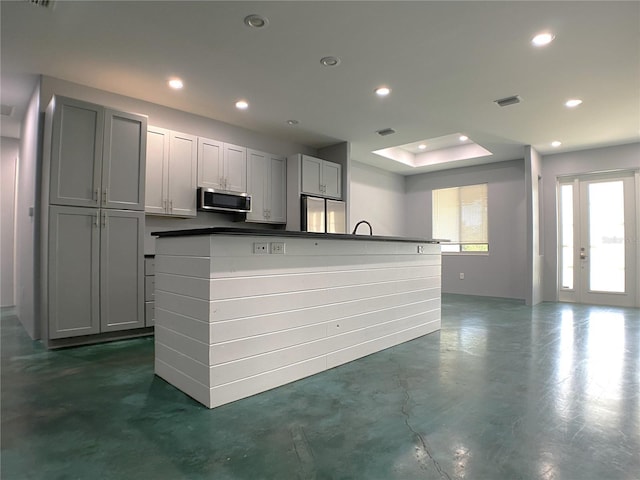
[197,137,224,189]
[48,206,100,338]
[268,155,287,223]
[145,127,169,214]
[168,131,197,217]
[322,161,342,199]
[224,143,247,193]
[102,110,147,211]
[246,150,267,222]
[49,97,104,207]
[301,155,323,196]
[100,210,145,332]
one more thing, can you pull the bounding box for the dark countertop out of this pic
[151,227,440,244]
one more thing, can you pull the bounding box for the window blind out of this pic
[433,184,488,247]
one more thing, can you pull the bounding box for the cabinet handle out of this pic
[94,212,99,228]
[169,199,173,212]
[102,211,107,227]
[102,188,108,204]
[93,189,99,201]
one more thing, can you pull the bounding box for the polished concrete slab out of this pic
[2,295,639,479]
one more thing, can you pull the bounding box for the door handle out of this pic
[580,248,587,260]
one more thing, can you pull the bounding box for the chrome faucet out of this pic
[352,220,373,235]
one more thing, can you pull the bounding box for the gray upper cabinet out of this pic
[102,109,147,210]
[246,149,286,224]
[300,154,342,199]
[49,97,104,207]
[49,96,146,211]
[146,126,197,217]
[168,131,197,217]
[198,137,247,193]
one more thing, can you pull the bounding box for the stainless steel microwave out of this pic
[197,188,251,213]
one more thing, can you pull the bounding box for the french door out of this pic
[558,171,638,307]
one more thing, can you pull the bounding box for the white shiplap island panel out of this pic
[153,229,441,408]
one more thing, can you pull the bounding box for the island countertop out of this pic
[151,226,440,244]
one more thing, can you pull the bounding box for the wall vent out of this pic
[494,95,521,107]
[25,0,55,8]
[376,128,396,136]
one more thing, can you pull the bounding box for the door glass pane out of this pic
[588,181,625,293]
[560,184,574,290]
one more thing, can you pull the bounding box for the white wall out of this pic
[15,80,41,337]
[405,159,527,300]
[541,142,640,301]
[349,161,406,236]
[1,137,19,307]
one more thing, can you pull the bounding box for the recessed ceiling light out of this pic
[168,78,183,90]
[418,144,427,150]
[375,86,391,97]
[565,99,583,108]
[459,135,469,142]
[320,56,341,67]
[235,100,249,110]
[551,141,562,147]
[532,32,555,47]
[244,14,269,28]
[286,119,299,126]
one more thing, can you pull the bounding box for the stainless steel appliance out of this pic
[197,187,251,213]
[301,195,346,233]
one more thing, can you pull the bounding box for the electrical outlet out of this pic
[459,272,465,280]
[253,242,269,254]
[417,245,424,254]
[270,242,285,254]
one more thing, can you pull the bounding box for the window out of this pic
[432,184,488,253]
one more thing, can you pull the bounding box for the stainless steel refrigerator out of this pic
[301,196,346,233]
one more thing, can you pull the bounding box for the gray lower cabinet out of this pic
[48,206,145,339]
[48,206,100,338]
[99,209,145,332]
[144,256,155,327]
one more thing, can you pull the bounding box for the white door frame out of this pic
[557,170,639,307]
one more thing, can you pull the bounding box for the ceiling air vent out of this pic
[376,128,396,136]
[494,95,521,107]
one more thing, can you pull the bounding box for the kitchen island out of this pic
[152,227,441,408]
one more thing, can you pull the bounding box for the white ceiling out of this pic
[1,1,638,175]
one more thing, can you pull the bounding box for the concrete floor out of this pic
[1,295,639,480]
